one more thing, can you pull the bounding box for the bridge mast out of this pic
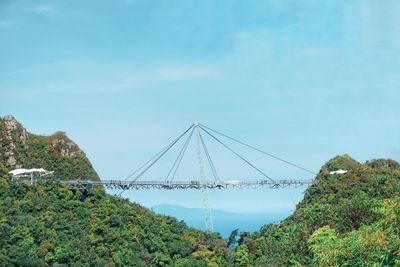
[195,123,214,233]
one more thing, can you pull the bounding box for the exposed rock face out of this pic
[50,133,84,158]
[0,115,24,167]
[3,115,18,131]
[0,115,100,181]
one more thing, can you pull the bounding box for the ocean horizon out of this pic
[152,204,292,238]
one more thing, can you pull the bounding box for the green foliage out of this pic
[309,199,400,266]
[318,154,361,177]
[234,244,251,266]
[0,116,233,265]
[3,116,400,266]
[0,179,230,266]
[239,155,400,266]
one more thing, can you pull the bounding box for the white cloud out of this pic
[149,65,219,81]
[114,65,220,92]
[2,61,221,94]
[33,5,54,15]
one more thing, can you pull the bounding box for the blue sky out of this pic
[1,0,399,212]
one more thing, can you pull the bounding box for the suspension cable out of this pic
[123,123,195,181]
[131,124,195,183]
[199,124,316,175]
[198,130,219,181]
[165,126,195,182]
[171,128,194,182]
[119,124,195,196]
[199,125,275,183]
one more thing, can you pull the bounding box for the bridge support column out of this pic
[80,188,88,201]
[195,124,214,232]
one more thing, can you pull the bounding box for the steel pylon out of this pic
[195,123,214,232]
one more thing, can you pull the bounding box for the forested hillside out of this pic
[3,154,400,266]
[236,155,400,266]
[0,116,231,266]
[0,177,232,266]
[0,115,99,181]
[2,115,400,266]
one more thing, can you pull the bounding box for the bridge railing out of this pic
[60,179,316,190]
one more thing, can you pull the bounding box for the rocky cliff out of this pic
[0,115,99,181]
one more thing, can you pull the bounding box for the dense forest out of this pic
[235,155,400,266]
[0,176,232,266]
[0,116,232,266]
[1,115,400,266]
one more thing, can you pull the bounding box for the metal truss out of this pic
[61,179,315,191]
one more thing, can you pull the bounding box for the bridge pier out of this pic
[70,182,93,201]
[80,188,88,201]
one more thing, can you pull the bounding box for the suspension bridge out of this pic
[65,123,316,232]
[61,123,316,191]
[16,123,317,232]
[61,179,315,190]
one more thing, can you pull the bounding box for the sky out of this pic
[1,0,399,213]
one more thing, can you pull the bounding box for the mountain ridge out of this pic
[2,115,400,266]
[0,115,100,181]
[0,115,232,266]
[152,204,291,216]
[237,155,400,266]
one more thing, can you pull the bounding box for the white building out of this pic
[329,169,348,175]
[9,168,54,184]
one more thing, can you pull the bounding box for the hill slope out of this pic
[2,116,400,266]
[0,179,232,266]
[0,115,99,181]
[0,116,231,266]
[236,155,400,266]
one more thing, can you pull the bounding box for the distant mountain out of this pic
[0,115,99,181]
[152,204,290,238]
[153,204,245,218]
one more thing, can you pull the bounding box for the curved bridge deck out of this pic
[61,179,316,190]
